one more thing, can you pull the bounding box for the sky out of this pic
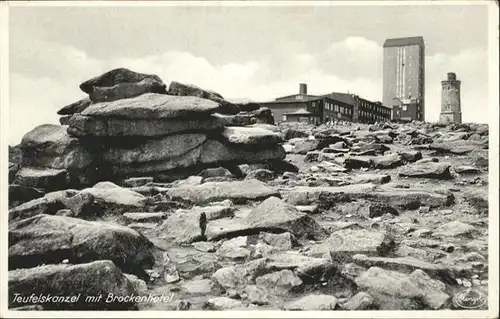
[7,2,493,145]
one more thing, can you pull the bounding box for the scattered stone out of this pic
[295,205,319,214]
[124,273,148,294]
[352,174,391,184]
[258,232,297,250]
[217,236,251,260]
[203,297,244,310]
[244,197,327,240]
[355,267,449,309]
[432,221,477,238]
[371,154,403,169]
[156,209,206,244]
[340,263,367,281]
[283,172,299,180]
[192,242,216,253]
[123,212,166,224]
[183,279,213,295]
[10,305,45,311]
[286,184,454,209]
[399,162,453,179]
[398,150,423,162]
[167,179,279,204]
[204,217,251,241]
[266,252,336,283]
[428,142,476,155]
[254,242,280,258]
[212,258,268,290]
[186,202,235,221]
[344,156,372,169]
[255,269,303,294]
[304,151,320,162]
[81,181,147,211]
[176,175,204,187]
[8,260,138,310]
[395,244,446,262]
[244,285,270,305]
[367,203,399,218]
[245,169,274,182]
[418,206,430,214]
[322,229,395,263]
[164,247,220,280]
[284,294,338,310]
[454,166,481,174]
[123,177,154,188]
[199,167,234,179]
[293,139,319,154]
[176,300,191,311]
[352,254,453,283]
[340,292,374,310]
[9,214,154,277]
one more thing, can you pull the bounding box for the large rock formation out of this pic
[12,125,96,191]
[15,68,282,192]
[80,68,166,95]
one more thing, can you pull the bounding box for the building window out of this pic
[282,115,287,121]
[402,105,407,111]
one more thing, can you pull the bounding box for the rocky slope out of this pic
[7,68,489,311]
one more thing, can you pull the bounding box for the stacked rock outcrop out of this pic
[12,68,285,191]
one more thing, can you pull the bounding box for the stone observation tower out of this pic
[439,72,462,124]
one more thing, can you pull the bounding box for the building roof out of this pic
[321,92,356,105]
[283,108,314,116]
[260,91,391,110]
[260,94,322,104]
[383,36,424,48]
[274,94,322,103]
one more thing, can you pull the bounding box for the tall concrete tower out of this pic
[382,36,425,121]
[439,72,462,124]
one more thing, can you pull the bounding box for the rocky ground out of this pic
[7,68,490,311]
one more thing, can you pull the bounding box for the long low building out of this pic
[259,83,392,124]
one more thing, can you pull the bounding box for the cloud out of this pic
[8,36,489,145]
[322,36,383,80]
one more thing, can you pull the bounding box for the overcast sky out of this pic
[8,3,493,144]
